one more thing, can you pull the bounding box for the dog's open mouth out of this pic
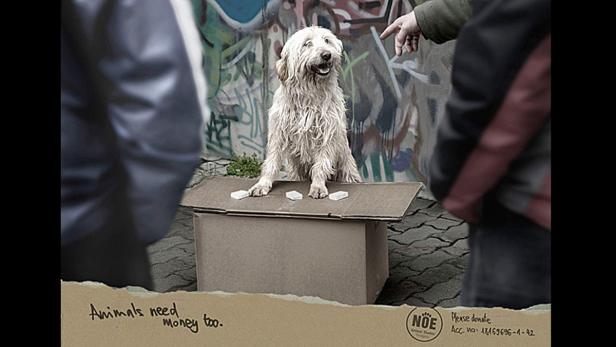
[311,62,332,76]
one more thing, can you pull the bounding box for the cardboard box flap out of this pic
[181,176,422,221]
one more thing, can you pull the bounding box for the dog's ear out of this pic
[335,38,344,55]
[276,55,288,84]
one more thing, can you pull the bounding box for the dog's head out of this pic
[276,26,343,84]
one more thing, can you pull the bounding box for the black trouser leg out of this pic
[61,197,153,290]
[461,203,551,309]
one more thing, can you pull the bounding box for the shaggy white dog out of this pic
[248,26,362,199]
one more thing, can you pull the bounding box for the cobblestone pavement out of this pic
[147,158,469,307]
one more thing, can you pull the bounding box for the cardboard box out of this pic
[181,177,421,305]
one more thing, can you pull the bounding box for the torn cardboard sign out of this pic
[181,177,421,305]
[62,281,551,347]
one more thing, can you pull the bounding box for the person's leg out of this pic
[461,203,551,309]
[61,195,153,290]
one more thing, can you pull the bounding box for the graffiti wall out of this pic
[191,0,456,183]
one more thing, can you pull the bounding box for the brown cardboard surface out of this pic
[365,221,389,303]
[181,176,422,221]
[194,213,387,305]
[62,281,551,347]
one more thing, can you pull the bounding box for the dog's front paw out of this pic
[248,183,271,197]
[338,169,363,183]
[342,174,362,183]
[309,184,329,199]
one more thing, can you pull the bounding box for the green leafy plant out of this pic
[226,154,262,178]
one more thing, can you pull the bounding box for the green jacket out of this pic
[413,0,472,44]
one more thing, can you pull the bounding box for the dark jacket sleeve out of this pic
[413,0,472,43]
[68,0,209,244]
[428,0,550,221]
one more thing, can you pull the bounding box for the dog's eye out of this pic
[324,38,330,44]
[303,40,312,47]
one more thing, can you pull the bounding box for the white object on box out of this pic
[328,191,349,201]
[286,190,303,200]
[230,190,249,200]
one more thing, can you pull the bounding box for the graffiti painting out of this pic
[192,0,456,184]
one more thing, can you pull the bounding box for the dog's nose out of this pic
[321,52,331,61]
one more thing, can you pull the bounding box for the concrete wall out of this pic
[192,0,455,184]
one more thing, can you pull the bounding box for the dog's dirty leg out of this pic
[337,146,362,183]
[309,153,336,199]
[249,118,283,197]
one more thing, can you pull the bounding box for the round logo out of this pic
[406,307,443,342]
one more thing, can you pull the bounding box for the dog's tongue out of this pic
[316,63,331,74]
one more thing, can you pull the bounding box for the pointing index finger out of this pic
[379,18,401,39]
